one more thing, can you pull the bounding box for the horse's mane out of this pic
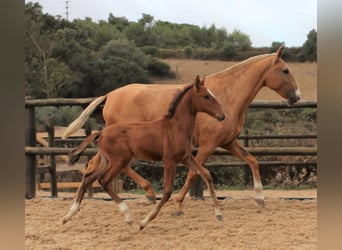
[164,83,194,119]
[208,53,274,78]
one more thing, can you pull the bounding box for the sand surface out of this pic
[25,189,317,250]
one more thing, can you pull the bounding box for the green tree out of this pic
[25,2,60,98]
[299,29,317,62]
[99,39,150,67]
[227,29,252,51]
[108,13,129,32]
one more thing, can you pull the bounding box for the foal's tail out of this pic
[62,95,107,139]
[68,132,101,165]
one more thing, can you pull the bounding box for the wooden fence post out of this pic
[46,114,57,197]
[46,114,58,197]
[25,106,36,199]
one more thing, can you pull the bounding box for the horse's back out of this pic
[103,83,184,125]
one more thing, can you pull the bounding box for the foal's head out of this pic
[263,46,301,105]
[191,75,226,121]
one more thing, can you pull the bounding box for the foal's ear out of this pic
[194,74,201,90]
[200,75,206,86]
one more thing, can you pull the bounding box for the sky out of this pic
[26,0,317,47]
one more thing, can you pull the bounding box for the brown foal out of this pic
[62,75,226,230]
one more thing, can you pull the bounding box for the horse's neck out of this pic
[169,93,196,136]
[210,57,271,116]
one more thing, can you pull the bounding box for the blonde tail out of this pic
[62,95,107,139]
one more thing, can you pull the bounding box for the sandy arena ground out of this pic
[25,189,317,250]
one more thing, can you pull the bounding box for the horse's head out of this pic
[193,75,226,121]
[263,46,301,105]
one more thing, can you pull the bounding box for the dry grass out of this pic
[153,59,317,101]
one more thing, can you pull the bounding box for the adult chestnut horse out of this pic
[63,76,226,230]
[63,46,301,213]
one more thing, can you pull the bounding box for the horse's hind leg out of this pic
[122,166,156,204]
[222,139,265,207]
[62,153,107,224]
[174,147,215,215]
[98,169,133,225]
[182,156,223,221]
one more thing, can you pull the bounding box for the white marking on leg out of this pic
[119,202,132,224]
[215,207,223,219]
[254,179,264,200]
[140,209,156,229]
[295,88,301,100]
[63,202,80,223]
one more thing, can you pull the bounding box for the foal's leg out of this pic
[62,154,108,224]
[182,155,223,221]
[122,166,156,204]
[98,166,133,224]
[139,162,177,231]
[174,147,215,215]
[221,139,265,207]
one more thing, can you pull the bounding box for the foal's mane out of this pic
[208,53,274,78]
[164,83,194,119]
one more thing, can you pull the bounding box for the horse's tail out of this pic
[68,132,101,165]
[62,95,107,139]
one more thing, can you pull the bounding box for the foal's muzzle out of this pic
[217,112,226,121]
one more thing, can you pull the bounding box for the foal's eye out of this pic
[283,69,289,74]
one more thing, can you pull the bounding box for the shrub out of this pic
[147,58,173,76]
[141,46,160,57]
[183,46,193,58]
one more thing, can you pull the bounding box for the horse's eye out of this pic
[204,94,210,99]
[283,69,289,74]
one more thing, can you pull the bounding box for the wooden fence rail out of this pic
[25,98,317,199]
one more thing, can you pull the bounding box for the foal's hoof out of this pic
[172,210,184,217]
[216,214,224,221]
[145,195,156,204]
[255,198,265,208]
[139,224,145,231]
[62,218,68,225]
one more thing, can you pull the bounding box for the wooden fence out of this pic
[25,98,317,199]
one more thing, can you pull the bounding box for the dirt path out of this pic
[25,189,317,250]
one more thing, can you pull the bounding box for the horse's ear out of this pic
[200,75,206,86]
[194,74,201,90]
[275,45,284,63]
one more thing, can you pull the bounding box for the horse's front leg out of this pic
[221,139,265,207]
[181,156,223,221]
[122,166,156,204]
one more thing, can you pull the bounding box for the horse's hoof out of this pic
[255,198,265,208]
[172,210,184,217]
[145,195,156,204]
[62,218,68,225]
[216,214,224,221]
[139,224,145,231]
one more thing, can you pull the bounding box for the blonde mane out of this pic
[208,53,275,78]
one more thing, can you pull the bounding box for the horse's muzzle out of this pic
[287,89,301,105]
